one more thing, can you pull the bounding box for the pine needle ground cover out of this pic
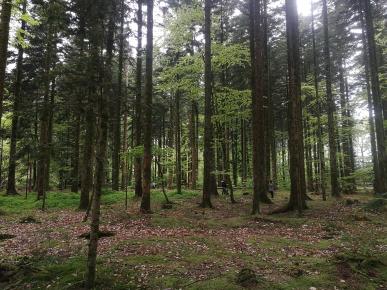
[0,190,386,290]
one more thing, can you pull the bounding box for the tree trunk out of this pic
[112,0,125,191]
[188,101,198,189]
[0,0,12,137]
[249,0,266,214]
[37,22,55,210]
[201,0,215,208]
[361,0,386,192]
[311,1,326,199]
[6,1,27,195]
[285,0,306,213]
[338,57,355,193]
[140,0,153,213]
[361,21,380,192]
[85,0,113,286]
[322,0,340,197]
[71,108,81,193]
[134,0,143,197]
[175,91,182,194]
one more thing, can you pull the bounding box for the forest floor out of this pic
[0,188,386,290]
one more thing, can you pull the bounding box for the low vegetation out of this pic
[1,190,386,289]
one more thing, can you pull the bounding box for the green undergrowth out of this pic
[0,189,200,215]
[1,191,386,289]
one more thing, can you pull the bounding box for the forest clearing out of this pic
[1,190,387,289]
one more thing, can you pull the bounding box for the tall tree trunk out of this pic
[80,104,95,209]
[189,101,198,189]
[121,104,129,190]
[85,0,113,286]
[0,0,12,140]
[71,107,81,193]
[361,0,386,192]
[249,0,266,214]
[241,119,247,184]
[37,22,55,210]
[338,57,354,193]
[45,78,55,190]
[285,0,306,213]
[134,0,143,197]
[322,0,340,197]
[231,124,238,187]
[311,1,326,199]
[6,1,27,195]
[201,0,215,208]
[175,91,181,194]
[140,0,153,213]
[112,0,125,191]
[361,21,380,192]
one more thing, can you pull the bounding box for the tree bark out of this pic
[112,0,125,191]
[311,1,326,199]
[134,0,143,197]
[140,0,153,213]
[6,1,27,195]
[322,0,340,197]
[201,0,215,208]
[0,0,12,139]
[85,0,113,286]
[188,101,198,189]
[361,0,386,192]
[37,21,55,210]
[285,0,306,213]
[361,21,380,192]
[175,91,182,194]
[249,0,266,214]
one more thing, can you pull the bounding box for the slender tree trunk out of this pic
[45,79,55,190]
[121,105,128,190]
[6,1,27,195]
[361,22,380,192]
[201,0,215,208]
[112,0,125,191]
[322,0,340,197]
[0,0,12,138]
[71,108,81,193]
[285,0,306,213]
[134,0,143,197]
[361,0,386,192]
[338,57,354,193]
[311,1,326,199]
[189,101,198,189]
[231,124,238,187]
[37,22,55,209]
[175,91,182,194]
[222,126,236,203]
[241,119,247,184]
[249,0,266,214]
[140,0,153,213]
[85,0,113,286]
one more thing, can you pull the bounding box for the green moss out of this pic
[150,215,193,228]
[275,272,337,290]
